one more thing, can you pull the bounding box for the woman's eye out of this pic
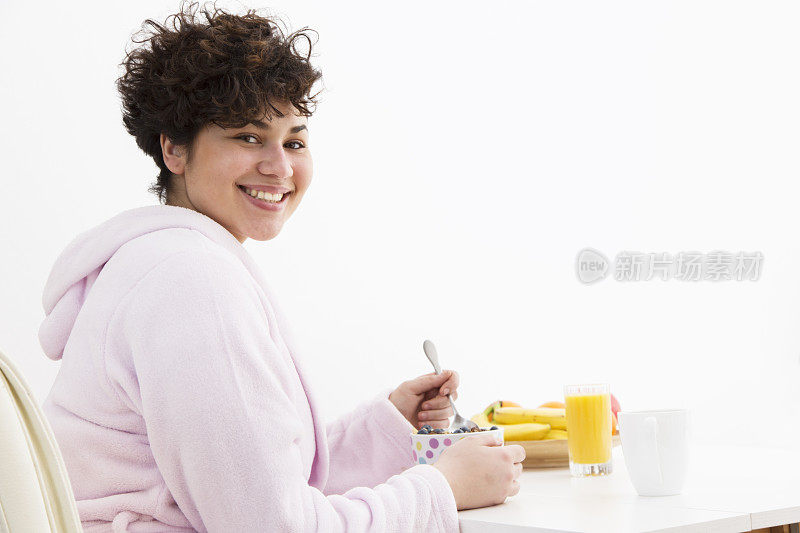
[236,135,304,149]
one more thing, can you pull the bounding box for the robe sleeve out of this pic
[323,388,419,495]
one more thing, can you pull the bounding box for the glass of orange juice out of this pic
[564,383,613,476]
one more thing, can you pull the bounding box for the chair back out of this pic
[0,347,82,532]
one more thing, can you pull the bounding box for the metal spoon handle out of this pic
[422,339,476,430]
[447,395,458,414]
[423,340,442,374]
[424,340,459,410]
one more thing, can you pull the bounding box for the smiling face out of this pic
[160,101,312,243]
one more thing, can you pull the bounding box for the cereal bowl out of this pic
[411,427,504,465]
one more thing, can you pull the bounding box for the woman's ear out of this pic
[160,133,186,175]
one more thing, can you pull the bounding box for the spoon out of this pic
[422,340,479,432]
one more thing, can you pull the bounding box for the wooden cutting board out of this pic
[517,435,621,468]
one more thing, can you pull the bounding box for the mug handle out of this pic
[644,416,664,485]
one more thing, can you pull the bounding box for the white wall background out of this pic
[1,0,798,448]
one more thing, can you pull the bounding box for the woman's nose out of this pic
[256,144,293,179]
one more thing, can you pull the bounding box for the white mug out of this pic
[618,409,689,496]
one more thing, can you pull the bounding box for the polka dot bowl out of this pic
[411,427,504,465]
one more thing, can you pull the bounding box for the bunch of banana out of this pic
[493,407,568,430]
[470,401,569,441]
[469,411,550,441]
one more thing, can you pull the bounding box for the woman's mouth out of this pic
[238,185,291,211]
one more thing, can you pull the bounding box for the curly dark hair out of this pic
[116,0,322,203]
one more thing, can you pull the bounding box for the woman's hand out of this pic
[434,433,525,510]
[388,370,460,429]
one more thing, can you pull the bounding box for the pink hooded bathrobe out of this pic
[38,204,458,532]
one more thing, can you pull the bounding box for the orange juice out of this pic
[565,392,612,464]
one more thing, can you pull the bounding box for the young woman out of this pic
[38,2,523,531]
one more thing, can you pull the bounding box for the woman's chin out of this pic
[245,223,283,241]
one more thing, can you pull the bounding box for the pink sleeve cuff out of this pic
[402,464,459,532]
[370,387,417,468]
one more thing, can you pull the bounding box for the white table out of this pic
[458,444,800,532]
